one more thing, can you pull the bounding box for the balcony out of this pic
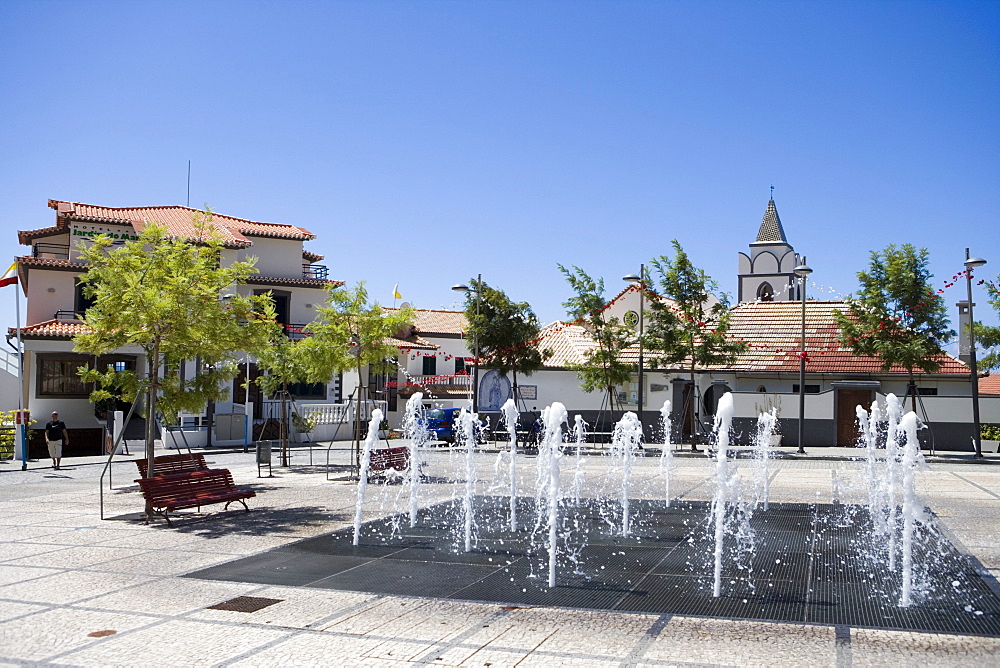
[302,264,328,280]
[34,243,70,260]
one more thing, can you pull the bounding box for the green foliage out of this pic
[291,411,317,433]
[73,211,276,426]
[981,424,1000,441]
[462,279,551,388]
[0,410,34,459]
[557,264,635,403]
[302,282,415,378]
[834,244,953,377]
[645,240,744,376]
[973,273,1000,371]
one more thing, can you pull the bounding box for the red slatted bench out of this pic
[135,453,209,478]
[367,446,411,481]
[135,469,256,526]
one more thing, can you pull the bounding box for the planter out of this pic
[983,440,999,453]
[768,434,782,447]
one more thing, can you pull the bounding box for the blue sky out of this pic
[2,0,998,353]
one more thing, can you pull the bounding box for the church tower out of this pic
[737,198,803,302]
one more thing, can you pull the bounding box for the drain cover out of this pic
[207,596,282,613]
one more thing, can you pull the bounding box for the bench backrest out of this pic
[368,446,409,471]
[135,453,209,478]
[136,469,239,504]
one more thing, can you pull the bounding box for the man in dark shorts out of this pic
[45,411,68,470]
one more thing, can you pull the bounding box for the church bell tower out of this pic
[737,197,803,303]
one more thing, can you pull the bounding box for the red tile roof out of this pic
[980,374,1000,395]
[713,301,969,375]
[246,276,343,289]
[384,308,468,336]
[18,200,315,249]
[16,256,87,271]
[11,319,89,339]
[535,300,969,376]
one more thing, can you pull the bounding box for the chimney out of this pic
[957,301,974,365]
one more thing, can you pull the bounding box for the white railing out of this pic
[0,349,19,378]
[297,401,388,425]
[402,374,472,389]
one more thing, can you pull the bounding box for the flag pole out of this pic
[14,268,26,470]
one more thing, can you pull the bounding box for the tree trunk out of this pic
[280,380,289,466]
[909,371,917,414]
[144,343,160,520]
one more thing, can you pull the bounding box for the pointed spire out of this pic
[755,198,788,243]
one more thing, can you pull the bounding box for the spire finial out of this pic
[770,184,774,200]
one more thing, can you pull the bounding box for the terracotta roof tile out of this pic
[392,334,438,351]
[19,200,316,249]
[11,319,89,339]
[246,276,343,289]
[384,308,468,336]
[17,256,87,271]
[980,374,1000,395]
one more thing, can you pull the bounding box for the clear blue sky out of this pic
[2,0,998,353]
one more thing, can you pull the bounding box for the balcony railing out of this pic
[34,243,70,260]
[391,374,473,390]
[303,264,328,280]
[284,323,310,340]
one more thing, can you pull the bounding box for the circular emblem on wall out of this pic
[623,310,639,328]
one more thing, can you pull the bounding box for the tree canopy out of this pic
[557,264,635,413]
[74,212,275,492]
[834,243,953,407]
[972,273,1000,371]
[462,279,551,405]
[645,240,744,440]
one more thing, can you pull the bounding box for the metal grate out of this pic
[207,596,283,613]
[188,497,1000,637]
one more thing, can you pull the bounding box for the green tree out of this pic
[834,243,954,412]
[462,279,551,411]
[557,264,636,417]
[300,282,413,469]
[74,213,274,513]
[646,240,744,445]
[972,274,1000,371]
[251,332,313,466]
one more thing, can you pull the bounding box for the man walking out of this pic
[45,411,68,470]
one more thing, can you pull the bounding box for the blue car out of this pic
[422,408,460,444]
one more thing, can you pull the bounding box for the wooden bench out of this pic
[134,453,209,478]
[135,469,256,526]
[366,446,411,481]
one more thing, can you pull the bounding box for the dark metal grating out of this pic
[207,596,283,613]
[187,497,1000,637]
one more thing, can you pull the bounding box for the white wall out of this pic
[238,237,304,278]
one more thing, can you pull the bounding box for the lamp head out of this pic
[793,263,813,278]
[965,257,987,270]
[451,283,471,293]
[622,273,641,284]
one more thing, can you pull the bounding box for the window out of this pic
[285,382,326,400]
[38,357,89,396]
[75,280,96,315]
[917,387,938,396]
[422,355,437,376]
[756,282,774,302]
[792,384,821,394]
[455,357,466,375]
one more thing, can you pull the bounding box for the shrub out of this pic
[981,425,1000,441]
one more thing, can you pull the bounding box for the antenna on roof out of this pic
[770,184,774,200]
[186,161,191,207]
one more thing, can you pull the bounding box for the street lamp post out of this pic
[964,250,987,458]
[623,267,645,433]
[452,274,482,414]
[793,259,812,455]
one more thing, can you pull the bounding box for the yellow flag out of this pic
[393,283,402,300]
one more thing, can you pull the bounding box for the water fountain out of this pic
[611,411,642,537]
[538,402,568,587]
[572,414,587,505]
[353,407,384,546]
[658,400,672,507]
[501,398,519,531]
[710,392,734,597]
[401,392,428,528]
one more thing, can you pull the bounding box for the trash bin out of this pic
[256,440,273,477]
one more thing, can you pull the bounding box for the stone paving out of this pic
[0,440,998,667]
